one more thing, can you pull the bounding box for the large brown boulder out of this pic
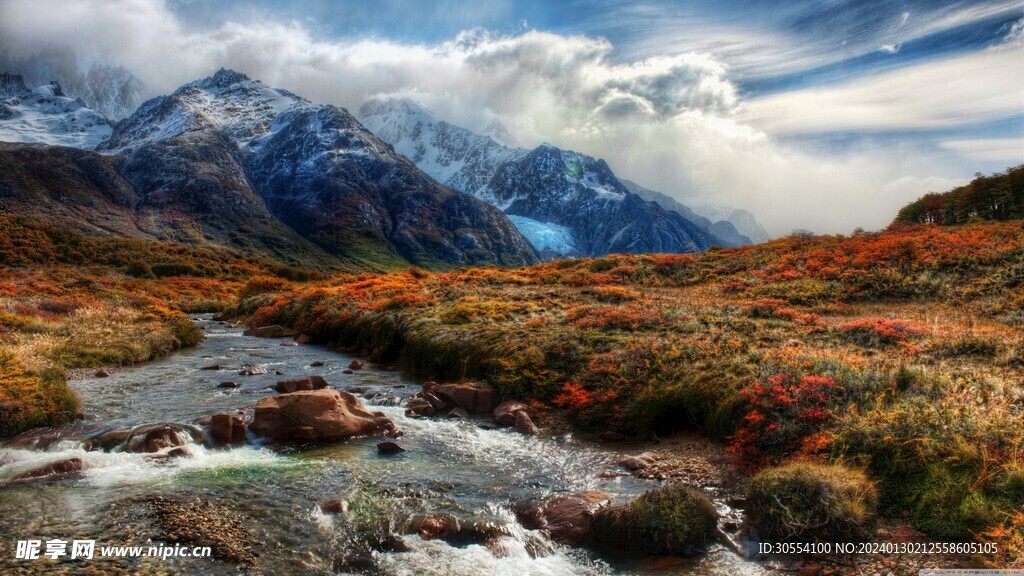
[521,491,611,546]
[12,458,83,481]
[514,411,539,435]
[275,375,329,393]
[209,413,248,446]
[493,400,531,426]
[249,389,401,443]
[434,383,499,414]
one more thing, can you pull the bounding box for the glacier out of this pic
[506,215,576,255]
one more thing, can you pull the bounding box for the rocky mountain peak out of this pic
[195,68,252,89]
[0,76,112,148]
[0,73,29,98]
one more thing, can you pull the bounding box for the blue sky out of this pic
[2,0,1022,233]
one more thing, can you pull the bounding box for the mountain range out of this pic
[359,98,765,258]
[0,66,769,270]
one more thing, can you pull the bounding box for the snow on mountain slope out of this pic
[100,69,308,153]
[0,75,112,149]
[358,98,525,202]
[0,51,144,120]
[360,97,724,258]
[96,69,538,269]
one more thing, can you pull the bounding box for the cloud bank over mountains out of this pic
[1,0,1020,235]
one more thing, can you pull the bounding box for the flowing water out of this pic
[0,316,766,575]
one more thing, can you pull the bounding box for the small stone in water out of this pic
[377,441,405,455]
[349,360,365,370]
[342,369,354,374]
[94,368,110,378]
[322,499,347,514]
[218,381,239,388]
[311,361,326,367]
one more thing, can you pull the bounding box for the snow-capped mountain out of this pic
[96,69,537,269]
[0,73,112,149]
[358,98,525,202]
[0,50,144,120]
[359,97,733,257]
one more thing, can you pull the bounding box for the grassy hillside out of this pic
[0,216,311,436]
[245,221,1024,543]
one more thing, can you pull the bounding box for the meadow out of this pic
[240,221,1024,552]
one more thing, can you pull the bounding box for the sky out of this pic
[1,0,1021,235]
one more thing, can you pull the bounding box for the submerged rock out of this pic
[94,368,110,378]
[83,423,203,453]
[123,424,189,453]
[377,441,405,455]
[249,389,401,443]
[243,325,293,338]
[520,490,611,546]
[239,364,267,376]
[349,360,364,370]
[147,496,258,567]
[322,499,348,514]
[217,381,239,388]
[11,457,83,481]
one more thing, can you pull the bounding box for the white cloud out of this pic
[740,44,1024,135]
[941,138,1024,163]
[584,0,1023,80]
[0,0,1016,236]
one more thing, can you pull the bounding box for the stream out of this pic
[0,315,767,575]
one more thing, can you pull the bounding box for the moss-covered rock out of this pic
[748,462,877,542]
[593,484,718,556]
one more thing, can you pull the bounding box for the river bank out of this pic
[1,316,772,575]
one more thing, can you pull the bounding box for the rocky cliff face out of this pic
[359,98,733,257]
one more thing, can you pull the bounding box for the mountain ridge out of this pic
[0,69,539,270]
[358,97,752,257]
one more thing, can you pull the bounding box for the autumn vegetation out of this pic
[241,219,1024,546]
[2,177,1023,556]
[0,216,304,436]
